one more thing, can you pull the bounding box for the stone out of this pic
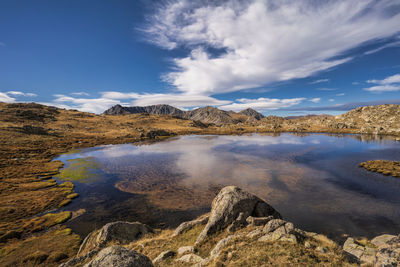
[263,219,287,233]
[172,214,209,237]
[371,234,397,247]
[210,235,234,259]
[227,212,247,232]
[315,246,328,254]
[246,216,273,226]
[196,186,280,244]
[343,237,376,265]
[177,246,196,255]
[247,228,263,238]
[78,221,153,255]
[175,254,203,264]
[83,246,153,267]
[152,250,175,264]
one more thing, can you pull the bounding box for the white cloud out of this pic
[145,0,400,95]
[364,73,400,92]
[329,99,335,102]
[219,97,305,111]
[0,92,15,103]
[317,88,336,91]
[7,91,37,97]
[336,93,345,96]
[52,94,123,114]
[71,92,90,96]
[310,79,329,84]
[309,98,321,103]
[364,40,400,55]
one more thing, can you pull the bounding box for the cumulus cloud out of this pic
[309,98,321,103]
[219,97,305,111]
[364,74,400,92]
[52,94,123,113]
[145,0,400,95]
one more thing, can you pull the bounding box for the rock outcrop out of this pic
[78,221,153,256]
[343,234,400,265]
[83,246,153,267]
[195,186,281,243]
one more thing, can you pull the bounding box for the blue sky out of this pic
[1,0,400,116]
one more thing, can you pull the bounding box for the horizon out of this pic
[1,0,400,116]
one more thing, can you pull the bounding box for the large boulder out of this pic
[78,221,153,255]
[196,186,280,243]
[83,246,153,267]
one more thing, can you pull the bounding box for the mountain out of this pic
[184,106,236,124]
[103,104,186,117]
[239,108,264,120]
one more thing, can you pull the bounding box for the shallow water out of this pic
[54,133,400,241]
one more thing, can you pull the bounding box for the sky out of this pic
[1,0,400,116]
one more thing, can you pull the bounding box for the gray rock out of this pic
[177,246,196,255]
[78,221,153,255]
[258,232,297,243]
[246,216,273,226]
[247,228,263,238]
[175,253,203,264]
[196,186,280,243]
[371,234,397,247]
[210,235,234,259]
[172,215,209,237]
[152,250,175,264]
[263,219,287,233]
[343,237,376,264]
[84,246,153,267]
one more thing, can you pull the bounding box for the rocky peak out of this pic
[239,108,264,120]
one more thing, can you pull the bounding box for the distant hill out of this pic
[104,104,264,124]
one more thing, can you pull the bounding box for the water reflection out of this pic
[55,133,400,240]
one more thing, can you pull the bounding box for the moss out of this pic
[56,228,72,236]
[66,193,79,199]
[359,160,400,177]
[55,158,101,183]
[58,199,72,208]
[59,181,74,188]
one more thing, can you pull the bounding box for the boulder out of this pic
[177,246,196,255]
[196,186,280,243]
[246,216,273,226]
[152,250,175,264]
[258,219,296,243]
[343,237,376,264]
[371,234,397,247]
[83,246,153,267]
[78,221,153,255]
[175,254,203,264]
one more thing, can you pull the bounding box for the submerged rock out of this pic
[83,246,153,267]
[196,186,280,243]
[78,221,153,256]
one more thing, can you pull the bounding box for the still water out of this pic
[54,133,400,241]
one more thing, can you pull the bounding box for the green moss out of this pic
[55,158,101,183]
[66,193,79,199]
[58,199,72,208]
[59,181,74,188]
[56,228,72,236]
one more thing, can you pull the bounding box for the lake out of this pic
[54,133,400,242]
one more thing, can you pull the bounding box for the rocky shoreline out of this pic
[60,186,400,266]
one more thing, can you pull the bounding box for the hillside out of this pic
[103,104,186,117]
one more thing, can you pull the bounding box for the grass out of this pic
[55,158,101,183]
[359,160,400,177]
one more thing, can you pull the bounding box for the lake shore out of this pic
[1,102,400,266]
